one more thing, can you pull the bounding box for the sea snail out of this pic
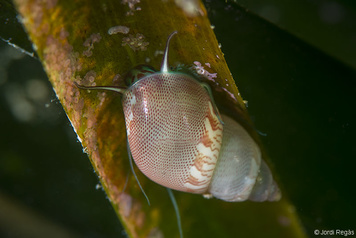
[75,31,281,202]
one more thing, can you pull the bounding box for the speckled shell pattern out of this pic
[122,72,223,194]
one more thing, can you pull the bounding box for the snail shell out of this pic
[123,66,223,195]
[209,115,280,201]
[76,31,281,202]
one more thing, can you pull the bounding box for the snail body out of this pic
[75,31,280,202]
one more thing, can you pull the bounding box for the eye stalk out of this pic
[161,31,178,73]
[73,82,126,94]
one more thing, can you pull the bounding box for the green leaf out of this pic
[15,0,356,237]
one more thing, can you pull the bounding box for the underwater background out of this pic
[0,0,355,237]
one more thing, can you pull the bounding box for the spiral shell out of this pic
[208,115,280,201]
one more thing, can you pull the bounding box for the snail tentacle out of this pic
[167,188,183,238]
[160,31,178,73]
[127,139,151,206]
[74,82,126,94]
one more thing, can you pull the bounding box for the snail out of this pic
[75,31,281,202]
